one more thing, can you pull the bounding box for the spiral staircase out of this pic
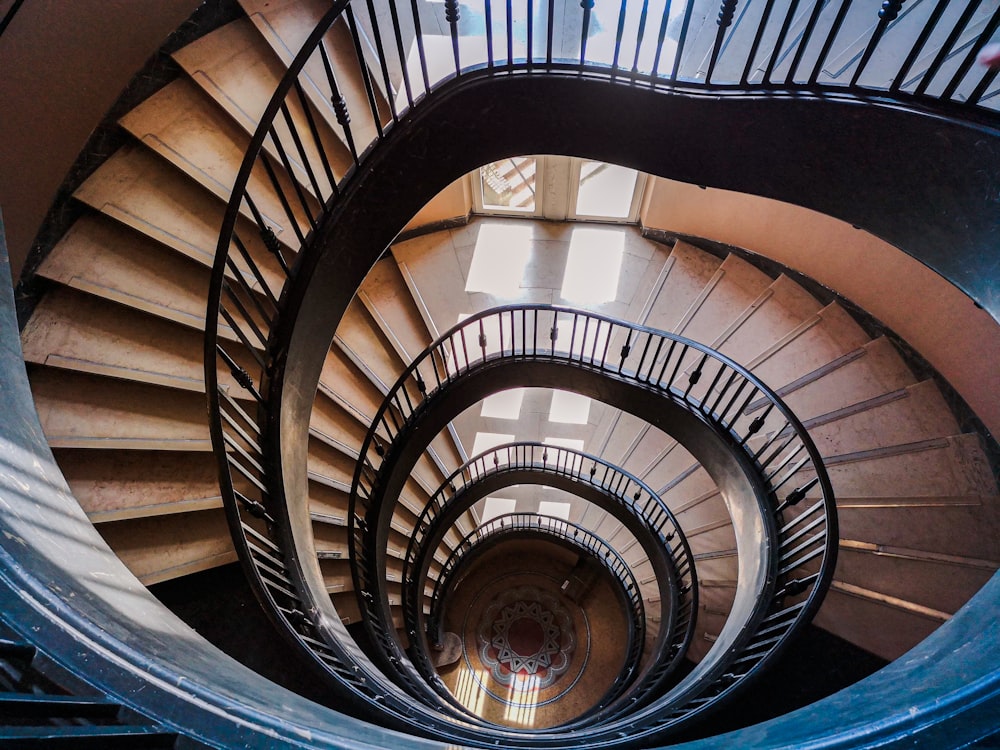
[1,0,1000,747]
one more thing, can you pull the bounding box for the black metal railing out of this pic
[194,0,998,741]
[428,512,645,655]
[348,304,837,735]
[396,442,696,718]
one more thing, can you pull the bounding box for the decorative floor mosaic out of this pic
[477,586,576,690]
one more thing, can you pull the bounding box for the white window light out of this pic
[481,388,526,419]
[482,497,517,524]
[560,227,624,304]
[548,390,591,424]
[465,223,533,297]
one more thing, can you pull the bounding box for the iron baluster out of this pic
[344,7,385,139]
[763,0,803,84]
[670,0,698,81]
[612,0,631,77]
[741,0,778,84]
[407,0,431,93]
[707,0,739,83]
[581,0,596,64]
[317,40,361,163]
[784,0,829,85]
[851,0,907,88]
[291,81,338,193]
[651,0,674,79]
[809,0,854,85]
[942,6,1000,101]
[364,0,400,122]
[265,120,315,238]
[386,0,414,107]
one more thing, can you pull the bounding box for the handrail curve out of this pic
[398,442,697,721]
[425,512,647,719]
[192,0,1000,741]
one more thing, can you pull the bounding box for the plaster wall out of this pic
[0,0,200,279]
[402,176,471,232]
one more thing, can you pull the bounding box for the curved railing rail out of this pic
[426,512,646,710]
[349,304,838,736]
[189,0,990,741]
[397,442,696,719]
[427,513,646,658]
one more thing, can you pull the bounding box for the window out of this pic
[472,155,646,224]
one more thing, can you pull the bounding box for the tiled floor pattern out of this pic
[437,540,630,728]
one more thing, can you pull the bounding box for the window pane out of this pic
[575,160,639,218]
[480,157,537,211]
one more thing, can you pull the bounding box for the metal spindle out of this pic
[851,0,906,88]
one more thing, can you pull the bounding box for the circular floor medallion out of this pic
[478,586,575,690]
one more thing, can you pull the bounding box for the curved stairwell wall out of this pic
[2,0,1000,746]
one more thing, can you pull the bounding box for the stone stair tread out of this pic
[837,503,1000,561]
[364,257,436,360]
[822,433,994,498]
[336,300,407,394]
[239,0,389,144]
[308,483,349,520]
[35,215,230,339]
[20,286,255,394]
[674,253,773,343]
[54,448,222,523]
[72,143,288,289]
[834,545,996,615]
[749,302,871,391]
[98,508,236,585]
[640,240,724,334]
[30,368,212,449]
[774,336,918,422]
[804,380,961,457]
[172,18,294,135]
[814,586,943,661]
[120,77,318,231]
[714,273,824,368]
[317,346,384,423]
[179,15,352,192]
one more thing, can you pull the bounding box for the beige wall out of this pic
[641,177,1000,438]
[402,176,471,232]
[0,0,201,280]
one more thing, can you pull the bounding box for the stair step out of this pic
[97,508,236,585]
[360,257,434,363]
[766,336,918,422]
[674,254,773,343]
[823,434,994,498]
[835,542,996,614]
[0,692,120,719]
[838,502,1000,561]
[639,240,725,334]
[21,287,256,394]
[749,302,871,390]
[54,449,221,523]
[713,274,824,368]
[317,346,383,423]
[73,143,286,289]
[804,380,960,457]
[240,0,390,143]
[30,369,213,451]
[36,215,233,339]
[814,584,944,661]
[0,725,176,747]
[336,300,407,396]
[308,481,349,519]
[120,77,317,232]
